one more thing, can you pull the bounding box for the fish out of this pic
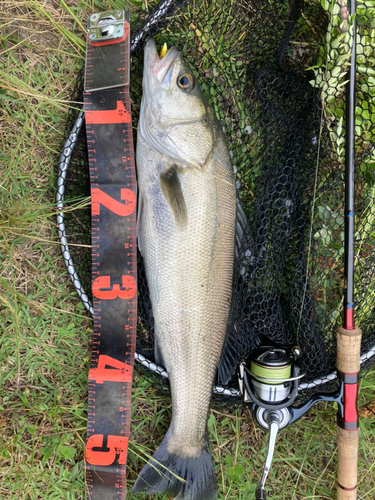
[132,38,236,500]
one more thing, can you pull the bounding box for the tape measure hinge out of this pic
[85,9,130,92]
[88,9,129,43]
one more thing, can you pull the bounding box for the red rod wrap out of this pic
[343,382,359,424]
[344,308,355,330]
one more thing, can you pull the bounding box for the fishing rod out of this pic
[336,1,361,497]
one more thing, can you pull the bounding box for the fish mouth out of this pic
[145,38,179,84]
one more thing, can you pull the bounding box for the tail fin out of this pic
[132,427,217,500]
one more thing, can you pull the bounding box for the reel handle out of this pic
[255,411,281,500]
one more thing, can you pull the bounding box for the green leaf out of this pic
[207,413,216,428]
[227,468,236,476]
[27,425,37,436]
[41,447,53,460]
[0,93,18,102]
[59,445,76,460]
[239,481,257,493]
[314,226,332,245]
[233,464,245,475]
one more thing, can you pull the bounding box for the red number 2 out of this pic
[92,188,136,216]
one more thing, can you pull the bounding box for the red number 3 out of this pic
[92,275,136,300]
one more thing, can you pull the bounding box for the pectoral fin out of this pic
[160,165,187,229]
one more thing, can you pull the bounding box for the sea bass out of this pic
[132,38,236,500]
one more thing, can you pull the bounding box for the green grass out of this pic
[0,1,374,499]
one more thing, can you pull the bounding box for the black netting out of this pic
[58,0,375,406]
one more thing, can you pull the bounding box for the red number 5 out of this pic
[86,434,128,466]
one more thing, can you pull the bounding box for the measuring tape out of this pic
[83,10,136,499]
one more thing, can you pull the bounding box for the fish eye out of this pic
[177,73,195,91]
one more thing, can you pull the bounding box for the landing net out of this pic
[57,0,375,406]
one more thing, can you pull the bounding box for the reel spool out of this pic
[243,346,302,410]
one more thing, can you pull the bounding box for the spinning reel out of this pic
[238,346,345,499]
[239,346,302,499]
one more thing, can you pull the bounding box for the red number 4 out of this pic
[89,355,132,384]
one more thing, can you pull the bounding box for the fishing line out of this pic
[295,65,327,345]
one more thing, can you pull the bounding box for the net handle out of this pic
[336,1,360,498]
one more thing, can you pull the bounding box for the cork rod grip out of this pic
[336,326,362,500]
[337,426,360,500]
[336,326,362,374]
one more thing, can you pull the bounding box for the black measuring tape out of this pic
[83,10,136,499]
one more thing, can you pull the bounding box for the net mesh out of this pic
[59,0,375,405]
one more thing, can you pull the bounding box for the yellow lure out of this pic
[159,42,167,58]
